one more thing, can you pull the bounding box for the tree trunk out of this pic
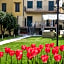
[9,30,11,36]
[1,24,2,35]
[3,28,5,35]
[0,24,4,39]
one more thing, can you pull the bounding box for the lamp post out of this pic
[56,0,59,46]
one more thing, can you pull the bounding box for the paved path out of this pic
[0,35,41,45]
[0,35,31,45]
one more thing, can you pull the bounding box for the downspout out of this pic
[23,0,24,16]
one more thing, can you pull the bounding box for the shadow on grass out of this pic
[51,37,64,40]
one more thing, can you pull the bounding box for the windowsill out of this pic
[27,8,33,9]
[48,10,54,11]
[15,11,20,12]
[37,8,43,9]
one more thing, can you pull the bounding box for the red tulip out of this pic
[60,45,64,51]
[39,45,44,50]
[45,44,50,48]
[37,47,41,54]
[31,48,38,57]
[0,52,4,58]
[41,55,49,63]
[16,55,22,60]
[26,47,32,53]
[52,46,59,55]
[55,46,59,50]
[45,47,50,53]
[26,47,41,58]
[9,50,15,56]
[16,50,23,60]
[27,52,33,60]
[50,43,54,48]
[21,45,26,50]
[5,47,10,54]
[54,54,62,62]
[26,47,31,52]
[31,44,36,48]
[33,47,41,54]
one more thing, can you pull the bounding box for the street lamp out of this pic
[56,0,59,46]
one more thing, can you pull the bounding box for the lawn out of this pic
[0,35,21,41]
[0,36,64,64]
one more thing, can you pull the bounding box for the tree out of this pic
[5,13,18,36]
[12,16,19,35]
[0,11,18,36]
[0,11,6,35]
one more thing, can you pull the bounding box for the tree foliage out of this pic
[0,11,6,35]
[0,11,18,36]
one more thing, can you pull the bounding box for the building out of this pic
[0,0,23,34]
[0,0,64,35]
[0,0,23,16]
[23,0,57,34]
[59,0,64,30]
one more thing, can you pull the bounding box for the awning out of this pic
[43,14,64,20]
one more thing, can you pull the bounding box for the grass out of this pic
[0,35,21,41]
[0,36,64,64]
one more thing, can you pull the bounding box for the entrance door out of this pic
[59,25,62,30]
[27,16,32,27]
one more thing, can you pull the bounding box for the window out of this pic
[2,3,6,12]
[46,20,50,26]
[15,3,20,12]
[37,1,42,8]
[25,18,26,26]
[53,20,55,26]
[27,1,33,8]
[48,1,54,11]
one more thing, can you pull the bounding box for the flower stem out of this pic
[27,59,29,64]
[56,62,59,64]
[21,59,22,64]
[41,50,42,55]
[6,54,7,61]
[32,58,33,64]
[0,58,1,64]
[5,54,8,64]
[35,56,38,64]
[17,59,18,64]
[62,58,64,64]
[43,63,47,64]
[11,56,12,64]
[62,51,64,64]
[37,55,38,63]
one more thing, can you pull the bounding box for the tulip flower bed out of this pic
[0,37,64,64]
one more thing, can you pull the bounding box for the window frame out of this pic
[2,3,6,12]
[27,1,33,8]
[48,1,54,11]
[15,3,20,12]
[37,1,42,9]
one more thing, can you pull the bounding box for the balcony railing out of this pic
[24,7,57,13]
[21,21,56,29]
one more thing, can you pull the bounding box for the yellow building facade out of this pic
[0,0,23,17]
[0,0,23,34]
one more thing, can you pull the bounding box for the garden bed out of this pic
[0,37,64,64]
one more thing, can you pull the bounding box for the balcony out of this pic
[25,7,57,13]
[21,21,56,29]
